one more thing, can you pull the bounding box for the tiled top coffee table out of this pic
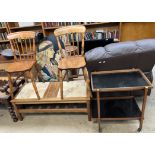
[91,68,153,132]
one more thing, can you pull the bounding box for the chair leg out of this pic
[34,64,45,82]
[76,69,79,78]
[7,72,14,99]
[68,70,73,81]
[28,70,40,100]
[82,67,92,98]
[66,70,70,81]
[59,69,63,99]
[24,71,29,83]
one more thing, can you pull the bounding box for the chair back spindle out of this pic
[7,31,36,61]
[54,25,86,57]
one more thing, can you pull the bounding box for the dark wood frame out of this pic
[91,68,153,132]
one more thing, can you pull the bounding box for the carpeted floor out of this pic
[0,67,155,133]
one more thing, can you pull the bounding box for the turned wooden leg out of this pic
[7,102,18,122]
[82,67,92,98]
[59,69,63,99]
[138,87,148,132]
[28,70,40,100]
[12,102,23,121]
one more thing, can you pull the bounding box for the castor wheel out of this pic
[137,128,142,132]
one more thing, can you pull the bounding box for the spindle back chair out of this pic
[7,31,36,61]
[54,25,85,57]
[6,31,40,119]
[54,25,91,99]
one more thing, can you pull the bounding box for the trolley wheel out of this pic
[137,128,142,132]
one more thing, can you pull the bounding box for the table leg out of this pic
[138,87,148,132]
[7,102,18,122]
[12,102,23,121]
[97,90,101,132]
[87,100,91,121]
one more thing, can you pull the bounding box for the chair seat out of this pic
[58,55,86,70]
[5,61,36,73]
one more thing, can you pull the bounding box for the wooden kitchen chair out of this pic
[54,25,91,99]
[6,31,40,100]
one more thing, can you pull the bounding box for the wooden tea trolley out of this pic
[90,68,153,132]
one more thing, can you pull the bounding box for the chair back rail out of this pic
[54,25,86,56]
[7,31,36,61]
